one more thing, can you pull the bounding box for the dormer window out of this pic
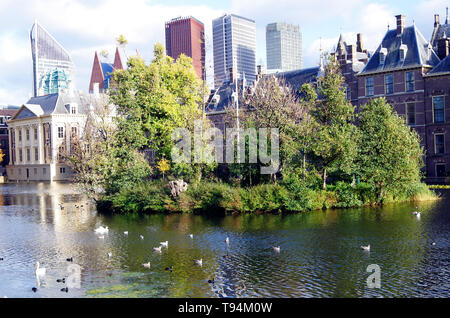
[399,44,407,62]
[380,47,387,65]
[66,103,78,114]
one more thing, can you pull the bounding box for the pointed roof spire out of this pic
[89,51,105,93]
[113,47,124,70]
[446,7,449,24]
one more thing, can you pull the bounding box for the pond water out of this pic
[0,182,449,298]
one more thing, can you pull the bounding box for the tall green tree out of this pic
[356,98,423,203]
[109,43,214,182]
[309,55,358,189]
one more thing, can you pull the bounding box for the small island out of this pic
[65,44,438,215]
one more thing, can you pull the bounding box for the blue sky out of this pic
[0,0,448,105]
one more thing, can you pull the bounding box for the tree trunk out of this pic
[322,168,327,190]
[302,154,306,181]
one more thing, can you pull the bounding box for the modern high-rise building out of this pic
[266,22,303,72]
[30,21,76,97]
[165,16,205,80]
[212,14,256,88]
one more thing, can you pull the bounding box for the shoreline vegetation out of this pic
[64,43,439,215]
[97,180,438,215]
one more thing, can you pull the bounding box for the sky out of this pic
[0,0,448,105]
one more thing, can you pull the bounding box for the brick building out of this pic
[165,16,205,80]
[89,47,124,94]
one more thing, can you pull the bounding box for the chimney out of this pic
[396,15,406,35]
[435,14,440,27]
[356,33,364,53]
[437,38,449,59]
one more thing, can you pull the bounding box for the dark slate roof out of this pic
[427,54,450,75]
[205,80,238,113]
[360,25,440,75]
[272,67,320,92]
[0,109,18,117]
[431,24,450,49]
[13,90,100,120]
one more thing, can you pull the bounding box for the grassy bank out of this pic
[97,180,438,215]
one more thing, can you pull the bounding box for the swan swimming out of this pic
[189,234,194,239]
[95,226,109,235]
[124,231,128,235]
[140,235,144,240]
[35,262,46,276]
[361,245,371,251]
[153,246,162,253]
[142,262,151,269]
[273,246,281,253]
[194,259,203,266]
[160,241,168,247]
[225,237,230,245]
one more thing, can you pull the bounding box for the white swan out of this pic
[361,245,371,251]
[160,241,168,247]
[273,246,281,253]
[124,231,128,235]
[153,246,162,253]
[140,235,144,240]
[194,259,203,266]
[95,226,109,235]
[35,262,46,276]
[189,234,194,239]
[142,262,151,269]
[225,237,230,245]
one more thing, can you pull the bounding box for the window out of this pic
[346,87,351,100]
[26,148,30,162]
[385,74,393,94]
[435,134,445,154]
[26,129,30,141]
[59,146,65,161]
[366,77,374,96]
[406,103,416,125]
[71,127,78,138]
[70,105,77,114]
[436,164,446,177]
[1,139,5,149]
[43,168,47,175]
[60,167,66,174]
[34,147,38,161]
[58,127,64,139]
[406,71,414,92]
[18,129,22,141]
[34,128,38,140]
[19,149,22,162]
[433,96,445,123]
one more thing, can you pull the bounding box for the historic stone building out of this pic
[6,89,108,182]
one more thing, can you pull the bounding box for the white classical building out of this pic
[6,87,107,181]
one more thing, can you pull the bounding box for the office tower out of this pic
[212,14,256,88]
[266,22,302,72]
[30,21,76,97]
[165,16,205,80]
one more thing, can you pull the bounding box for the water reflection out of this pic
[0,183,449,298]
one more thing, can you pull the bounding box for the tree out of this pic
[225,76,312,185]
[356,98,423,203]
[63,94,151,199]
[309,55,358,189]
[157,158,170,180]
[109,43,215,183]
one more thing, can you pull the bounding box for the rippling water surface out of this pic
[0,182,449,298]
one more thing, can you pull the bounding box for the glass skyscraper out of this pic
[266,23,302,72]
[212,14,256,88]
[30,21,76,97]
